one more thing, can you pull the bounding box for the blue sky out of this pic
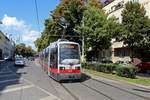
[0,0,105,50]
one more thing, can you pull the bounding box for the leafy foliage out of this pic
[87,0,103,9]
[116,66,138,78]
[51,0,85,41]
[15,43,36,57]
[34,0,118,56]
[82,62,138,79]
[35,0,87,51]
[120,1,150,52]
[77,5,119,58]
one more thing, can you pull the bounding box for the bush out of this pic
[116,66,138,79]
[82,62,138,79]
[97,64,116,73]
[82,62,116,73]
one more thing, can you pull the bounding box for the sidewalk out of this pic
[83,70,150,90]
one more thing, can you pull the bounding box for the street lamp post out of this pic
[81,15,85,62]
[56,23,67,39]
[82,22,84,57]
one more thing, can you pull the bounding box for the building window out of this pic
[116,18,120,23]
[114,48,131,57]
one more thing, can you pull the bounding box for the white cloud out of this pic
[1,14,41,50]
[2,14,24,28]
[23,30,40,42]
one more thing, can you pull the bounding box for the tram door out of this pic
[50,47,58,74]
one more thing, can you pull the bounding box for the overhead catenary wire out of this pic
[34,0,41,32]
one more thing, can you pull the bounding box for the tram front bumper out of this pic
[58,73,82,80]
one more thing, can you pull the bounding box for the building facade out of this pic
[103,0,150,23]
[0,31,15,60]
[100,0,150,63]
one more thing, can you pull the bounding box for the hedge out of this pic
[82,62,138,79]
[116,66,138,79]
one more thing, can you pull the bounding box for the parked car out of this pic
[115,60,133,66]
[4,56,14,61]
[14,58,25,66]
[136,62,150,73]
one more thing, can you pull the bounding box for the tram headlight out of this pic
[60,67,65,70]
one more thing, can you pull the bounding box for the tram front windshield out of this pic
[59,44,80,65]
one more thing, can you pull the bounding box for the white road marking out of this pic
[0,84,34,94]
[0,74,17,78]
[40,96,60,100]
[23,78,61,100]
[0,79,19,84]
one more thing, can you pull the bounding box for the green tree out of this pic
[35,0,86,51]
[121,1,150,59]
[51,0,85,41]
[15,43,26,56]
[15,44,36,57]
[34,0,104,52]
[34,18,62,52]
[87,0,103,9]
[77,5,119,59]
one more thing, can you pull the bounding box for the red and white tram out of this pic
[39,39,82,81]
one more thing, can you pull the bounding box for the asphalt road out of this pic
[0,61,61,100]
[0,60,150,100]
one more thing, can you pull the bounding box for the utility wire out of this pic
[34,0,41,32]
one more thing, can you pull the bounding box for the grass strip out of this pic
[83,68,150,86]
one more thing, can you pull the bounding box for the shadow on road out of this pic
[60,73,91,83]
[0,60,28,96]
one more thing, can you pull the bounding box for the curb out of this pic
[83,70,150,90]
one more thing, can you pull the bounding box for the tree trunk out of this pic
[131,44,134,62]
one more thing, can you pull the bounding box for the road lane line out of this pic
[0,84,34,94]
[22,78,61,100]
[0,74,17,78]
[0,79,19,84]
[8,64,61,100]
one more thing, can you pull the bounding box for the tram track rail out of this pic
[80,82,114,100]
[90,78,150,100]
[60,83,80,100]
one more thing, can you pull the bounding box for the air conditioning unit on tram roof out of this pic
[57,39,69,42]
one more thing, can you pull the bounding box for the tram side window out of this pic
[54,48,58,69]
[50,48,58,69]
[50,49,54,68]
[45,52,49,64]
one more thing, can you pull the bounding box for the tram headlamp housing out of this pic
[60,67,65,70]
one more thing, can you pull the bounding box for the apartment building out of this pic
[0,31,15,60]
[100,0,150,63]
